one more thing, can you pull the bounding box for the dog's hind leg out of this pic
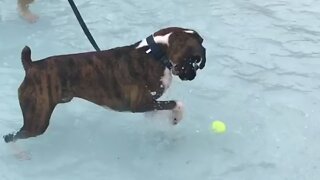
[4,87,57,143]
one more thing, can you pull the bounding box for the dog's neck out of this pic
[145,35,172,69]
[136,33,171,48]
[136,33,173,69]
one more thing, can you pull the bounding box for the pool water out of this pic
[0,0,319,179]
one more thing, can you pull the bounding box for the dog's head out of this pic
[154,27,206,81]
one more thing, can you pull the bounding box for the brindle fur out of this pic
[4,27,206,143]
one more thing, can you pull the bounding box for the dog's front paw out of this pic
[171,101,184,125]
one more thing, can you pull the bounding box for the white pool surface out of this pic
[0,0,319,179]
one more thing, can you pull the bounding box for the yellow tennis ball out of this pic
[211,120,226,133]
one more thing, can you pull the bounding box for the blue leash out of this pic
[68,0,101,51]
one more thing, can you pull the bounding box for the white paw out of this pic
[170,101,184,125]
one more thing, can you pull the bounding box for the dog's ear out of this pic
[199,47,206,69]
[192,31,204,44]
[185,30,206,69]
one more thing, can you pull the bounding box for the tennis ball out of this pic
[211,120,226,133]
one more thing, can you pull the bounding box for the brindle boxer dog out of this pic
[4,27,206,143]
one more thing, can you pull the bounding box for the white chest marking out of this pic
[136,33,172,49]
[160,68,172,91]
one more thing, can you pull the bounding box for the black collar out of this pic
[146,35,173,69]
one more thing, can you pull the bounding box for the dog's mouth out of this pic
[171,45,206,81]
[173,51,206,81]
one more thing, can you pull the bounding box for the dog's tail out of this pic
[21,46,32,71]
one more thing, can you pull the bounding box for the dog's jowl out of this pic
[4,27,206,143]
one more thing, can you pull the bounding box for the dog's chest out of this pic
[160,68,172,90]
[148,68,172,98]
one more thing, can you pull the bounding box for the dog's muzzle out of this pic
[174,47,206,81]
